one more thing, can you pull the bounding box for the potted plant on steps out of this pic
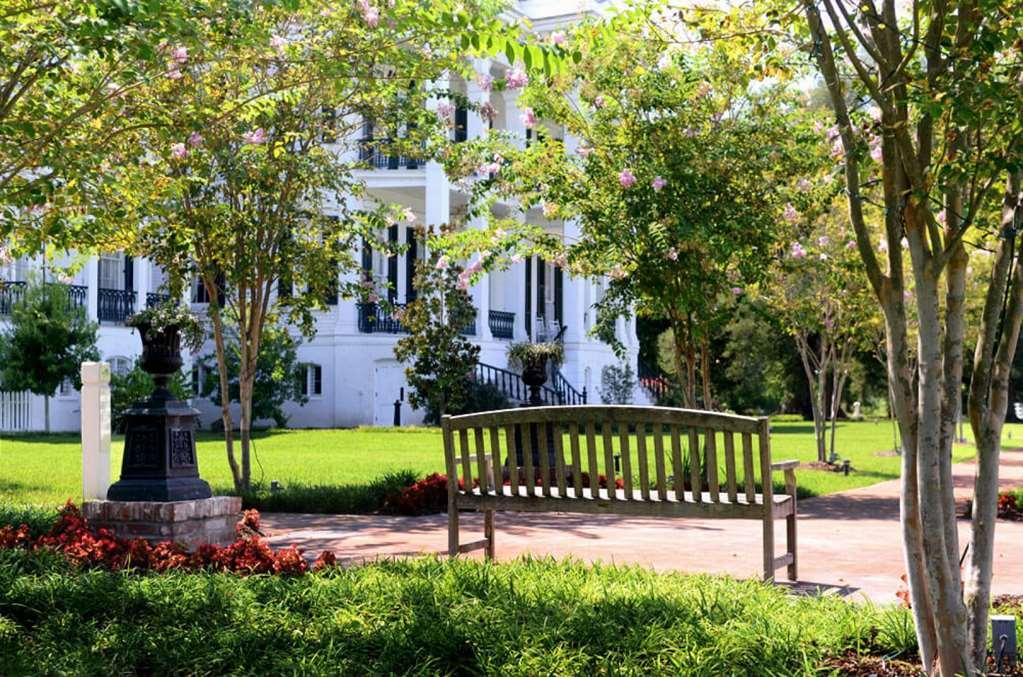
[507,341,566,483]
[107,302,211,502]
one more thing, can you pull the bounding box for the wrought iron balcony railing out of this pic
[98,288,136,323]
[488,309,515,340]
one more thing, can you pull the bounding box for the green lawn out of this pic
[0,419,993,508]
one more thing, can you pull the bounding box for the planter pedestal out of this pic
[83,497,241,549]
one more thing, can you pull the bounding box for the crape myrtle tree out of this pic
[445,8,809,409]
[763,156,881,462]
[0,282,99,431]
[0,0,191,256]
[691,0,1023,671]
[109,0,558,491]
[394,246,481,423]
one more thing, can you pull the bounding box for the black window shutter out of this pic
[455,106,468,142]
[524,257,532,339]
[405,227,417,302]
[387,225,399,302]
[554,266,563,325]
[361,237,373,273]
[123,256,134,291]
[313,365,322,395]
[537,257,546,322]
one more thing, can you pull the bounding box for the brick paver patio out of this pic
[263,448,1023,602]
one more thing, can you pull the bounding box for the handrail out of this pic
[552,369,587,405]
[474,362,560,406]
[637,358,671,403]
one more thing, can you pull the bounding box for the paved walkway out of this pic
[263,448,1023,602]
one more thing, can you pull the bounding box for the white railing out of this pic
[0,390,32,432]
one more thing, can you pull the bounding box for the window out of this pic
[110,356,131,376]
[58,378,75,397]
[98,253,124,290]
[299,364,323,397]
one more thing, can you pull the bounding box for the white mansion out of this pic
[0,0,640,433]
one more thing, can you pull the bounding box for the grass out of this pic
[0,419,992,509]
[0,548,918,676]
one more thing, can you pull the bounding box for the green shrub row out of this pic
[0,549,917,676]
[229,470,420,514]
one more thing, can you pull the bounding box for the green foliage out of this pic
[125,302,205,353]
[0,549,918,675]
[424,380,511,424]
[109,360,190,434]
[0,282,99,397]
[507,341,565,370]
[599,362,636,405]
[394,255,480,421]
[200,321,307,428]
[237,471,418,515]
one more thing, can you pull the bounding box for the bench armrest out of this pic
[770,460,799,497]
[770,460,799,472]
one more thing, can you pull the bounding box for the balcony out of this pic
[357,302,408,334]
[98,288,136,323]
[488,310,515,340]
[358,139,421,170]
[1,281,87,316]
[146,292,171,308]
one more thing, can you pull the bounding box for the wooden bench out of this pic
[442,405,799,581]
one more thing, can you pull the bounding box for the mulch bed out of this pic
[805,461,853,472]
[822,653,922,676]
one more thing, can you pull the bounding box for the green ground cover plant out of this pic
[0,548,918,676]
[0,420,992,509]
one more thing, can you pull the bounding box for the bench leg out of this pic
[762,513,774,583]
[786,505,797,581]
[484,510,495,561]
[448,498,459,558]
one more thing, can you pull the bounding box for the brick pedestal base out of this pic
[83,496,242,549]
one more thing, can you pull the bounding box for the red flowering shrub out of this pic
[387,473,449,515]
[273,545,309,575]
[313,550,337,571]
[213,537,277,574]
[0,524,32,549]
[150,541,189,572]
[998,492,1022,520]
[236,509,263,537]
[577,472,625,491]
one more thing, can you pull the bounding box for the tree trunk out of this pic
[795,333,827,463]
[205,282,241,490]
[699,337,713,411]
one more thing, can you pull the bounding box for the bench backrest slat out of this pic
[687,427,702,502]
[723,432,738,503]
[742,432,756,503]
[652,430,667,500]
[569,422,584,496]
[602,423,616,501]
[636,429,650,500]
[442,407,771,505]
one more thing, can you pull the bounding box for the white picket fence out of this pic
[0,390,32,432]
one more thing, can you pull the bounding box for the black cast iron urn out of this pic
[106,322,212,502]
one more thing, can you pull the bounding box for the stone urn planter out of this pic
[106,308,212,502]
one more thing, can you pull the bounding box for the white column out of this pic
[136,257,150,309]
[80,361,111,501]
[85,256,98,321]
[467,59,490,142]
[510,261,526,343]
[503,91,526,149]
[395,224,407,304]
[474,272,491,340]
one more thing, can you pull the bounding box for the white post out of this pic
[80,361,112,501]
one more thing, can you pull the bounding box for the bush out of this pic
[235,470,419,515]
[600,362,636,405]
[425,380,511,424]
[0,548,918,675]
[109,361,190,433]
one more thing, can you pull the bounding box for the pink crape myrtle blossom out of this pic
[356,0,380,27]
[166,67,183,80]
[783,203,799,224]
[818,236,830,246]
[435,256,450,270]
[550,31,567,46]
[593,94,605,109]
[937,209,947,225]
[790,242,807,259]
[478,161,502,175]
[846,240,857,250]
[171,46,188,64]
[367,292,381,304]
[577,145,593,158]
[618,169,636,188]
[666,247,678,261]
[520,107,537,129]
[505,67,528,89]
[242,128,267,144]
[870,138,883,163]
[270,34,287,52]
[476,73,493,92]
[652,176,667,192]
[170,143,188,159]
[797,178,812,192]
[188,132,203,147]
[609,265,627,280]
[478,102,497,121]
[456,270,471,290]
[435,101,455,123]
[553,252,568,267]
[402,208,416,222]
[731,286,743,296]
